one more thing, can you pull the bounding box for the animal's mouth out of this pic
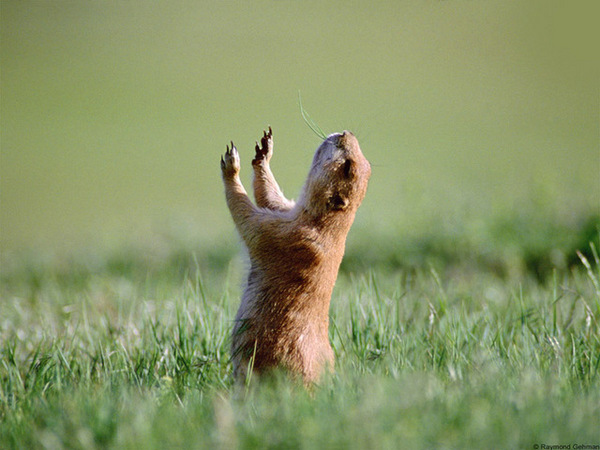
[313,131,363,170]
[336,131,359,151]
[324,131,357,149]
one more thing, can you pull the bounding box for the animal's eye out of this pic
[343,159,352,178]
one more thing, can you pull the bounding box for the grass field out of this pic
[2,1,599,448]
[1,211,599,448]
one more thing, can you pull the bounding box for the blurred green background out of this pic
[1,0,598,252]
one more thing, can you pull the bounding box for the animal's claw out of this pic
[221,141,240,176]
[252,126,274,166]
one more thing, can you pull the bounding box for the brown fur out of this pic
[220,127,371,384]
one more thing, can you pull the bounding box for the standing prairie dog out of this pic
[220,127,371,384]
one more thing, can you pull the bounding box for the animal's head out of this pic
[301,131,371,220]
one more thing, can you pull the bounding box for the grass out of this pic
[2,2,598,447]
[1,209,599,449]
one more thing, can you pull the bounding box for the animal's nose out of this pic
[338,130,357,149]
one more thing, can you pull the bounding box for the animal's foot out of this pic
[252,126,273,166]
[221,141,240,178]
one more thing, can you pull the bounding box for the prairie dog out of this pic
[220,127,371,384]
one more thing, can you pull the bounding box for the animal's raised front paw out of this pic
[252,126,273,166]
[221,141,240,178]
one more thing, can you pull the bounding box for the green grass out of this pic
[1,2,599,447]
[1,211,599,449]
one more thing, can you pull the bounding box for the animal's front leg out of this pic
[252,127,295,212]
[221,142,261,241]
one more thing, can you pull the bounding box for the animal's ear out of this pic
[329,193,349,211]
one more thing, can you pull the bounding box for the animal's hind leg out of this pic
[252,127,295,212]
